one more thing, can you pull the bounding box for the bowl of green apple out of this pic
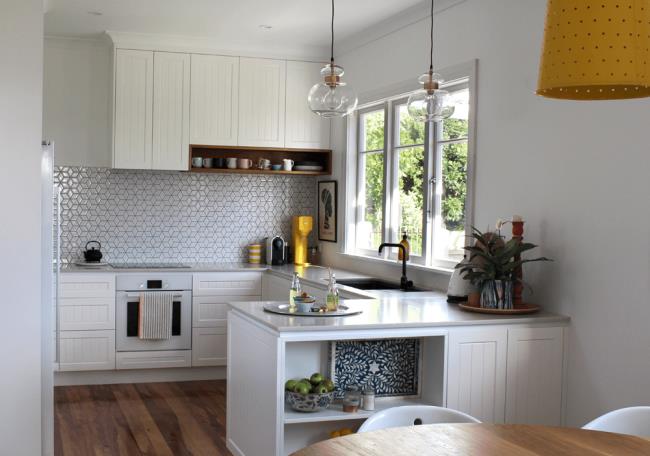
[285,373,335,412]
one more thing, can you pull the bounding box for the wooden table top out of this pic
[291,424,650,456]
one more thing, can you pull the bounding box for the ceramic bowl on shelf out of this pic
[286,391,334,412]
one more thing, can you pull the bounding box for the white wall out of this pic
[0,0,44,454]
[324,0,650,427]
[43,37,112,167]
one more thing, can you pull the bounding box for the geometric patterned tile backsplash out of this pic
[54,167,317,264]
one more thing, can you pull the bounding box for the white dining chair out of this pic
[583,406,650,437]
[357,405,481,433]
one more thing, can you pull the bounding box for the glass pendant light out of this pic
[308,0,358,118]
[407,0,454,122]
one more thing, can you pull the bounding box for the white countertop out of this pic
[60,262,269,273]
[228,298,570,332]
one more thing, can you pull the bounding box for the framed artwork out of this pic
[318,180,337,242]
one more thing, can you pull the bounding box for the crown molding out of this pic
[105,31,329,62]
[336,0,466,57]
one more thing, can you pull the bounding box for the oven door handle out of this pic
[123,293,185,299]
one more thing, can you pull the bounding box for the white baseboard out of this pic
[54,366,226,386]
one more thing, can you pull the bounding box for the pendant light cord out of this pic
[331,0,335,65]
[429,0,434,72]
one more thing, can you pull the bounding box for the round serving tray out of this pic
[263,303,362,317]
[458,302,541,315]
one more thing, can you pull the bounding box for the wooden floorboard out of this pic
[54,380,232,456]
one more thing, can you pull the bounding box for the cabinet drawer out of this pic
[59,330,115,371]
[59,297,115,331]
[192,327,227,367]
[193,272,262,296]
[116,350,191,370]
[60,273,115,298]
[193,295,260,327]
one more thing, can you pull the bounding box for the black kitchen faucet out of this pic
[378,243,414,291]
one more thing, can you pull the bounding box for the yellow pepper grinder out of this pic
[292,215,313,265]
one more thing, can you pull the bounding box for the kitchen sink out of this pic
[336,278,428,292]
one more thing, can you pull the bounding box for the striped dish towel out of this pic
[138,291,173,340]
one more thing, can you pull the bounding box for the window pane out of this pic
[361,110,385,151]
[397,146,424,256]
[442,88,469,140]
[357,151,384,250]
[434,141,468,262]
[397,105,425,147]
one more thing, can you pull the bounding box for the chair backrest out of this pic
[358,405,480,433]
[583,406,650,437]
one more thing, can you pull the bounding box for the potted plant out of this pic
[456,227,551,309]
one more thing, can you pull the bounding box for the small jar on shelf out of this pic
[342,385,361,413]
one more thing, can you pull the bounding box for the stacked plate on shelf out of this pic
[294,161,324,172]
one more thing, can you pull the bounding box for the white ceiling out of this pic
[45,0,426,57]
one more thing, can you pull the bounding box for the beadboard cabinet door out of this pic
[285,61,330,149]
[447,327,507,423]
[190,54,239,146]
[152,52,190,171]
[505,327,565,425]
[113,49,154,169]
[238,57,286,147]
[192,327,227,367]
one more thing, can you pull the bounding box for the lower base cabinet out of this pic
[192,327,227,366]
[447,326,565,425]
[59,330,116,371]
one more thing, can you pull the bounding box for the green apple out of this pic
[322,379,335,392]
[310,373,324,385]
[285,379,298,391]
[314,383,329,394]
[293,382,311,395]
[301,378,312,385]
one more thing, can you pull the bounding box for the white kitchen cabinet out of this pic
[192,327,227,367]
[152,52,190,170]
[193,272,262,297]
[505,327,565,425]
[191,272,262,367]
[190,54,239,146]
[446,327,507,423]
[59,274,116,330]
[285,61,330,149]
[59,273,116,371]
[238,57,286,147]
[59,330,116,371]
[116,350,191,370]
[113,49,154,169]
[59,297,114,331]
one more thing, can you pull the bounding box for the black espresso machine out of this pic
[266,236,287,265]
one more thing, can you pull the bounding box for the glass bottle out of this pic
[326,270,339,312]
[289,272,301,309]
[398,231,410,262]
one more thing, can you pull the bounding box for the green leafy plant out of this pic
[456,226,552,287]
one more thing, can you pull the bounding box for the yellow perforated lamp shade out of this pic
[537,0,650,100]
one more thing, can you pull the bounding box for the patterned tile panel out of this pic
[329,339,421,398]
[54,167,317,264]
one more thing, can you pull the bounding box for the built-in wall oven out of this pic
[116,274,192,352]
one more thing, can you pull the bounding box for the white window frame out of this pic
[343,60,477,270]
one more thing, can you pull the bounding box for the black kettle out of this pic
[83,241,103,263]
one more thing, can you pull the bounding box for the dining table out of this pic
[291,423,650,455]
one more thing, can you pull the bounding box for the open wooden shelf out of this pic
[190,167,329,176]
[189,144,332,176]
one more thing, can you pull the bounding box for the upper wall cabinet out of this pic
[238,58,286,148]
[153,52,191,171]
[113,50,191,171]
[190,54,239,146]
[285,61,330,149]
[113,49,154,169]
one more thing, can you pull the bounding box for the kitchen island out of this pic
[226,296,570,456]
